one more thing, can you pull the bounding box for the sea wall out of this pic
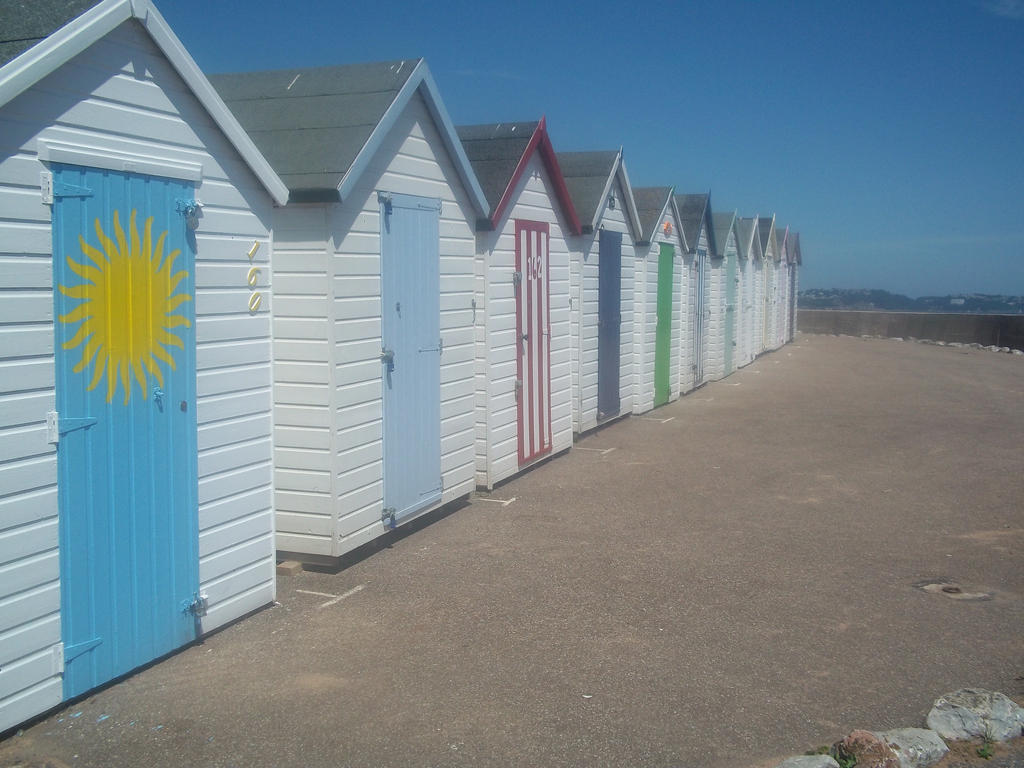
[798,310,1024,351]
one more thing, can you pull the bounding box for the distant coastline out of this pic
[799,289,1024,315]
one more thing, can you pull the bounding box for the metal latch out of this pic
[183,593,208,617]
[512,271,522,292]
[380,347,395,368]
[382,507,397,529]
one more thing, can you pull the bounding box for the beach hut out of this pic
[775,225,791,349]
[211,61,489,562]
[676,193,715,391]
[710,210,739,380]
[0,0,288,730]
[758,216,778,354]
[630,187,687,413]
[734,216,759,368]
[556,151,641,433]
[787,231,802,341]
[455,120,581,489]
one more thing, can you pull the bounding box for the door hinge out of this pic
[514,379,523,401]
[47,410,98,444]
[64,636,102,663]
[53,642,64,675]
[382,507,397,529]
[40,171,94,204]
[512,270,522,292]
[418,338,444,354]
[377,191,393,215]
[183,593,208,618]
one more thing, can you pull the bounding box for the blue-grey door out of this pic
[52,164,199,700]
[693,247,707,385]
[380,192,442,527]
[597,229,621,420]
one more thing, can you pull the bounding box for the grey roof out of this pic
[555,151,619,227]
[735,216,757,258]
[757,217,775,254]
[790,231,802,264]
[711,211,735,258]
[0,0,99,66]
[209,60,420,198]
[675,193,710,254]
[632,186,673,244]
[456,121,537,212]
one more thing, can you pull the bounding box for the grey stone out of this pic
[874,728,948,768]
[775,756,840,768]
[926,688,1024,742]
[832,730,900,768]
[1013,348,1024,355]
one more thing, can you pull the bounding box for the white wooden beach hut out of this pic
[556,151,641,434]
[675,193,715,391]
[0,0,289,730]
[630,187,686,413]
[787,231,802,342]
[757,216,778,354]
[456,120,581,489]
[734,216,759,368]
[211,60,490,562]
[710,210,739,380]
[774,225,790,349]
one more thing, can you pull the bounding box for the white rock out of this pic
[775,756,840,768]
[874,728,948,768]
[926,688,1024,741]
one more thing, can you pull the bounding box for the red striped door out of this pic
[515,220,551,465]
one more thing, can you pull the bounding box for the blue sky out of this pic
[159,1,1024,297]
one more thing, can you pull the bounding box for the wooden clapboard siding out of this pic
[0,19,276,732]
[270,204,333,556]
[572,177,635,434]
[474,152,572,489]
[329,91,477,554]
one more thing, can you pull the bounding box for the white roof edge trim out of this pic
[337,60,490,218]
[0,0,132,109]
[130,0,289,206]
[0,0,288,206]
[615,154,642,240]
[670,195,690,253]
[417,67,490,218]
[38,137,203,180]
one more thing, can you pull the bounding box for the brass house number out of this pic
[247,240,264,312]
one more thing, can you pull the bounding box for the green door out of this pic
[654,244,674,406]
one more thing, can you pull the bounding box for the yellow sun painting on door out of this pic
[59,209,192,405]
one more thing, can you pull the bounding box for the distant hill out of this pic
[799,289,1024,314]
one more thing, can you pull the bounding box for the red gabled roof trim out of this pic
[489,116,583,236]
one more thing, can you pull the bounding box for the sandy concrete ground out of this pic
[2,334,1022,768]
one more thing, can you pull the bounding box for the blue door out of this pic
[597,229,621,420]
[380,192,442,527]
[52,164,199,700]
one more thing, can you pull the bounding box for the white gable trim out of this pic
[0,0,289,206]
[592,150,641,240]
[337,59,490,218]
[669,195,690,253]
